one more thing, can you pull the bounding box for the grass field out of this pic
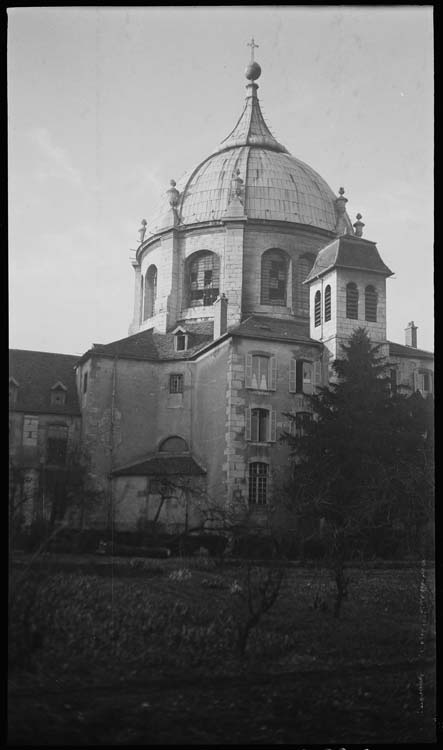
[8,554,436,744]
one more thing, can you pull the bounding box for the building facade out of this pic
[9,55,434,534]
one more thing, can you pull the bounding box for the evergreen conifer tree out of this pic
[284,328,433,615]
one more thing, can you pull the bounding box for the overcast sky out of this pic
[8,6,433,355]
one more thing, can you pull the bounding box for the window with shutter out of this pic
[413,370,420,393]
[250,408,269,442]
[314,359,322,386]
[23,416,38,446]
[245,354,253,388]
[245,407,251,441]
[270,409,277,442]
[269,356,277,390]
[289,358,297,393]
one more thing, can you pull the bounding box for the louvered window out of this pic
[346,282,359,319]
[314,290,321,327]
[365,285,377,322]
[324,285,331,322]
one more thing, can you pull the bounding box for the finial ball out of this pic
[245,61,261,81]
[170,179,176,187]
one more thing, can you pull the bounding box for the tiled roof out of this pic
[230,315,321,345]
[85,322,214,362]
[143,73,353,236]
[9,349,80,415]
[388,341,434,360]
[304,235,393,283]
[112,453,206,477]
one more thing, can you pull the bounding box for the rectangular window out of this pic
[169,373,184,394]
[250,408,269,442]
[295,411,312,438]
[47,425,68,465]
[246,354,277,391]
[248,462,268,505]
[23,416,39,446]
[204,270,213,287]
[175,333,187,351]
[83,372,88,394]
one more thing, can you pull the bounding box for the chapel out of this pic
[9,47,434,533]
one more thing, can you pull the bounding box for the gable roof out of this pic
[79,321,214,364]
[9,350,81,415]
[388,341,434,361]
[304,234,393,284]
[112,453,206,477]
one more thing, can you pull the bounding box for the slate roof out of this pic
[82,321,214,363]
[388,341,434,360]
[230,315,321,346]
[112,453,206,477]
[9,349,80,415]
[304,234,393,283]
[143,67,353,236]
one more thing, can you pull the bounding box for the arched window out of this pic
[249,462,268,505]
[187,251,220,307]
[365,285,377,322]
[144,265,158,320]
[314,290,321,327]
[324,285,331,322]
[346,282,359,319]
[261,249,287,305]
[159,436,189,453]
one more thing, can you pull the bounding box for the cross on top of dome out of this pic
[245,37,261,82]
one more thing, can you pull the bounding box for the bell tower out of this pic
[304,214,394,365]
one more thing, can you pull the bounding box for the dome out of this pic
[145,68,352,237]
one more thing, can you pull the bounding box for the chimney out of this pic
[405,321,418,348]
[213,294,228,339]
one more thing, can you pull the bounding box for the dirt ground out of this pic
[8,660,436,745]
